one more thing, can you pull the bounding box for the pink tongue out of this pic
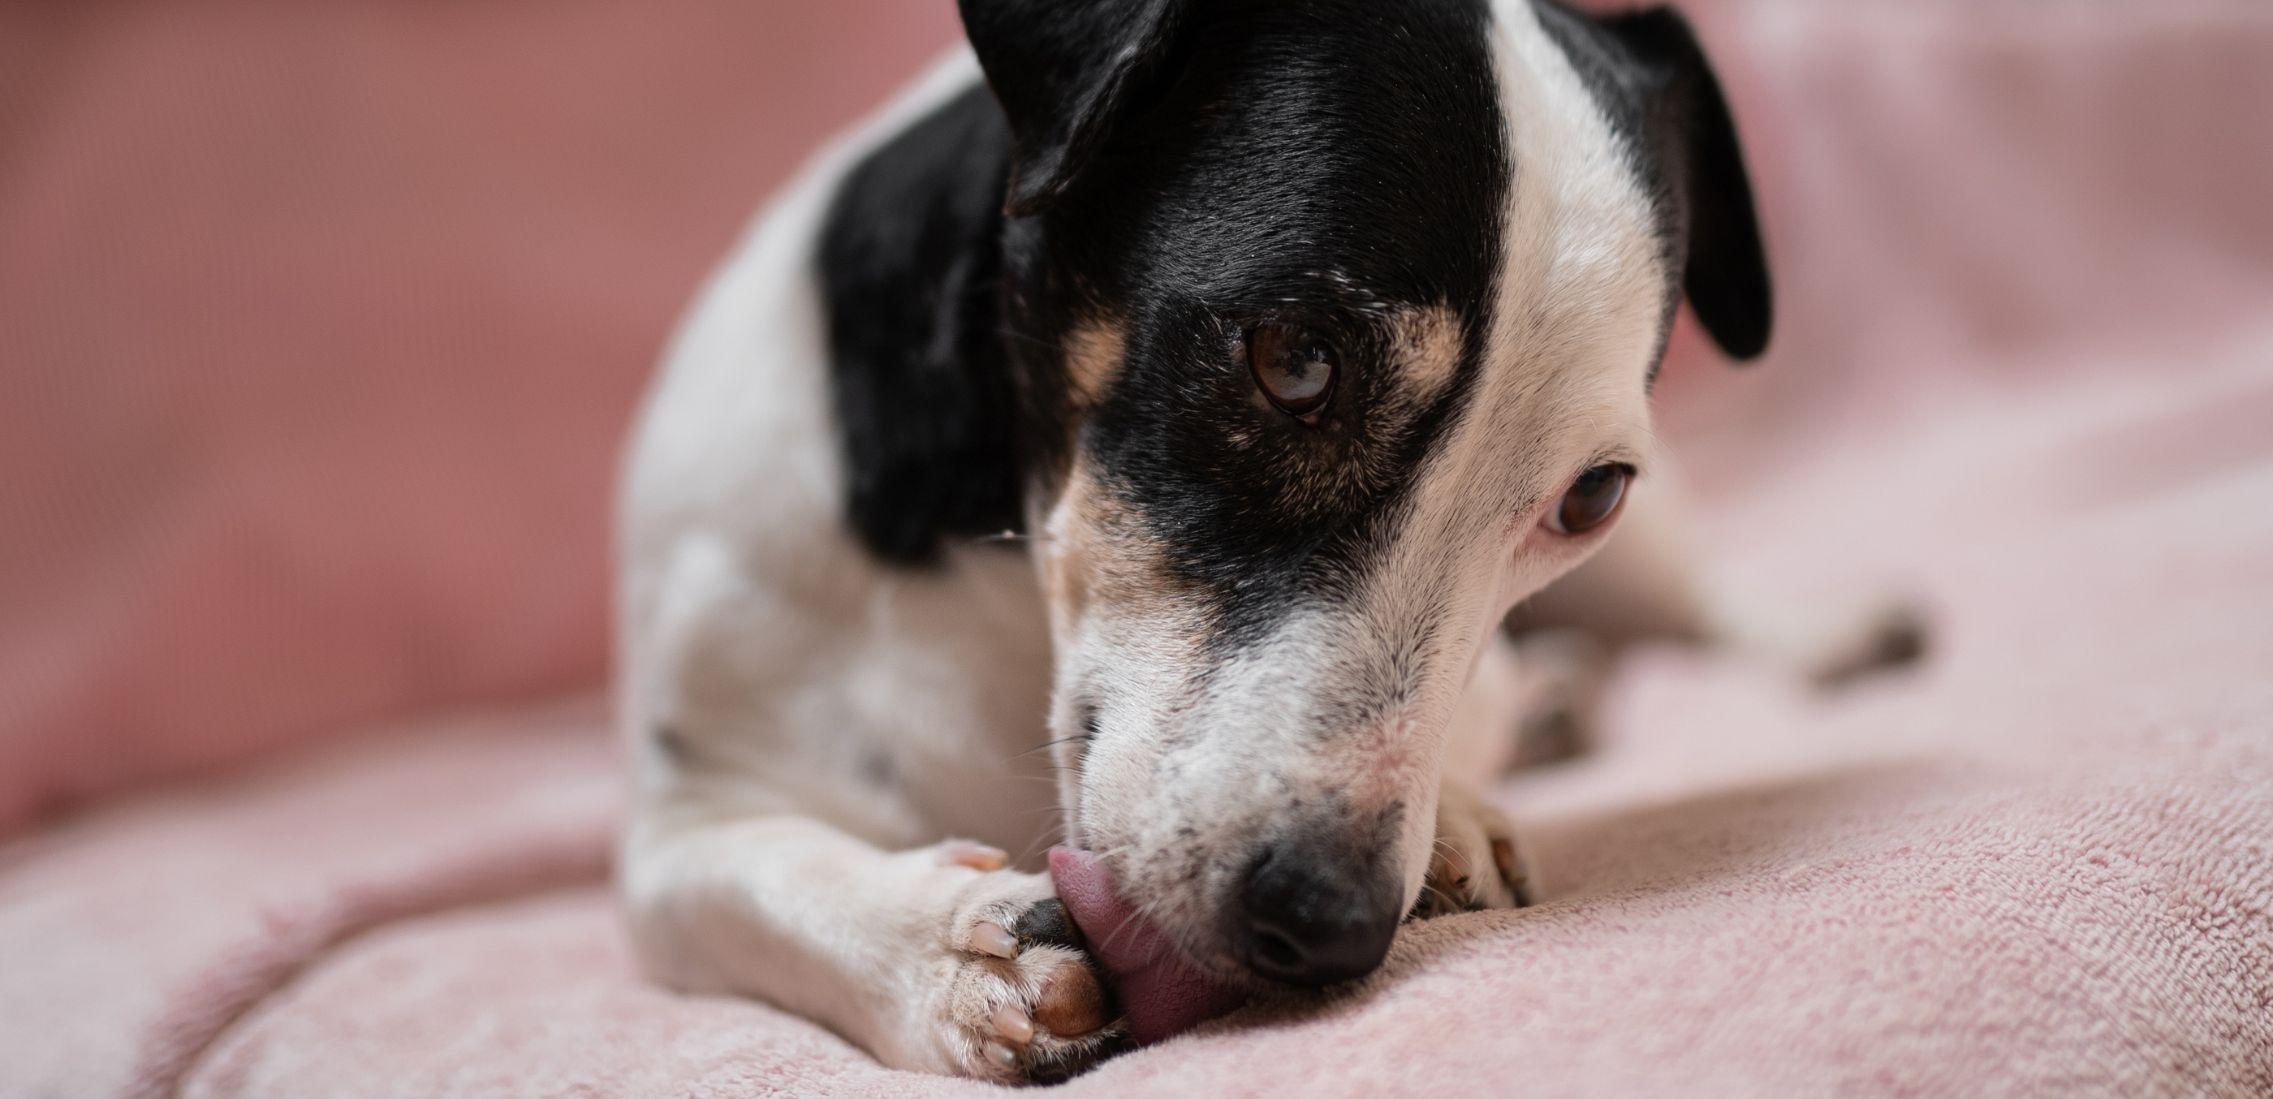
[1048,847,1248,1045]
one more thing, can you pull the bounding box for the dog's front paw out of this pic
[1411,786,1533,919]
[923,858,1128,1083]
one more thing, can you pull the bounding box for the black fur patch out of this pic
[820,1,1512,653]
[820,1,1763,654]
[1008,0,1511,649]
[1531,1,1772,366]
[818,87,1030,567]
[958,0,1198,217]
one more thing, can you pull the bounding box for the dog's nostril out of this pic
[1251,926,1304,972]
[1236,839,1400,988]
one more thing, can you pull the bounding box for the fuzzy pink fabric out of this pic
[5,1,2273,1097]
[0,0,962,834]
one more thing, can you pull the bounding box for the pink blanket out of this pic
[5,1,2271,1096]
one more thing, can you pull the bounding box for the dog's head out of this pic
[962,0,1769,987]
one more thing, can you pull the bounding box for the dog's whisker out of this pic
[970,530,1053,547]
[993,325,1082,358]
[1013,820,1067,868]
[1095,901,1154,959]
[1063,846,1163,959]
[1008,733,1093,763]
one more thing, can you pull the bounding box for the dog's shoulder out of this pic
[627,53,1032,578]
[817,84,1030,569]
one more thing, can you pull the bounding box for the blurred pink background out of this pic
[0,1,968,831]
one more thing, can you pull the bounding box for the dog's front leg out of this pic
[1411,780,1533,919]
[619,810,1124,1082]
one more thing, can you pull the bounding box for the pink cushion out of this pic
[5,1,2273,1096]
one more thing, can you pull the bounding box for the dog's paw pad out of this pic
[1030,958,1110,1037]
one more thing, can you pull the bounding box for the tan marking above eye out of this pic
[1388,305,1462,403]
[1040,458,1188,633]
[1062,320,1127,412]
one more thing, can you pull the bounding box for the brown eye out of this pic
[1246,322,1337,421]
[1548,464,1632,536]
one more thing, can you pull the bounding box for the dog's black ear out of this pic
[1600,7,1774,362]
[957,0,1195,217]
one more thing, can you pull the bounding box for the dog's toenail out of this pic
[1490,837,1520,881]
[943,842,1009,871]
[992,1003,1034,1044]
[985,1042,1018,1070]
[971,922,1018,959]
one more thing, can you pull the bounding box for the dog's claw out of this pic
[992,1002,1035,1045]
[941,842,1010,871]
[970,921,1019,959]
[1490,835,1532,908]
[984,1041,1019,1070]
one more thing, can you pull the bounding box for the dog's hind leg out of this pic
[1500,480,1928,765]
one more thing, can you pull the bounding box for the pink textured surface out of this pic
[0,0,962,834]
[5,2,2273,1097]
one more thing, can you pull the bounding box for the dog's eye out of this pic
[1547,464,1633,536]
[1246,322,1337,422]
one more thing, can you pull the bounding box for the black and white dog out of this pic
[616,0,1894,1083]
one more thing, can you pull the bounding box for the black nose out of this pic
[1235,839,1402,987]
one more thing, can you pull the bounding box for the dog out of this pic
[616,0,1914,1082]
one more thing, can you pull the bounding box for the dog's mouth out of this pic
[1048,847,1250,1044]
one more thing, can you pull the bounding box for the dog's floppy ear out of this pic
[1599,7,1773,362]
[957,0,1195,217]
